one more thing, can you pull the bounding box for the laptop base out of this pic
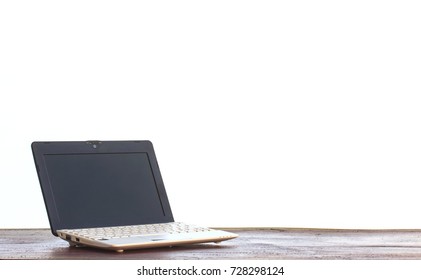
[62,231,237,252]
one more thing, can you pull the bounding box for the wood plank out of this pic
[2,228,421,259]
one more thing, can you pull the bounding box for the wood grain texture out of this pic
[2,228,421,259]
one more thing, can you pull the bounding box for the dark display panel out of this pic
[44,152,165,229]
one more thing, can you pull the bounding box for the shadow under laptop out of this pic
[48,242,237,260]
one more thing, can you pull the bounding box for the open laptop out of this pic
[32,140,237,252]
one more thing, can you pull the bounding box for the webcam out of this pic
[86,140,102,149]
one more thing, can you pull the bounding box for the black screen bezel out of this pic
[31,140,174,236]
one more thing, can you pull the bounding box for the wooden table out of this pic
[2,228,421,259]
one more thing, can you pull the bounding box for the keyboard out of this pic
[61,222,213,241]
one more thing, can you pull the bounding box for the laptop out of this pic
[32,140,238,252]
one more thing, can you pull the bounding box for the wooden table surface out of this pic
[2,228,421,260]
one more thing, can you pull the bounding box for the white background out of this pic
[1,0,421,229]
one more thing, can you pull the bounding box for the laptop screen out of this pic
[44,152,166,229]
